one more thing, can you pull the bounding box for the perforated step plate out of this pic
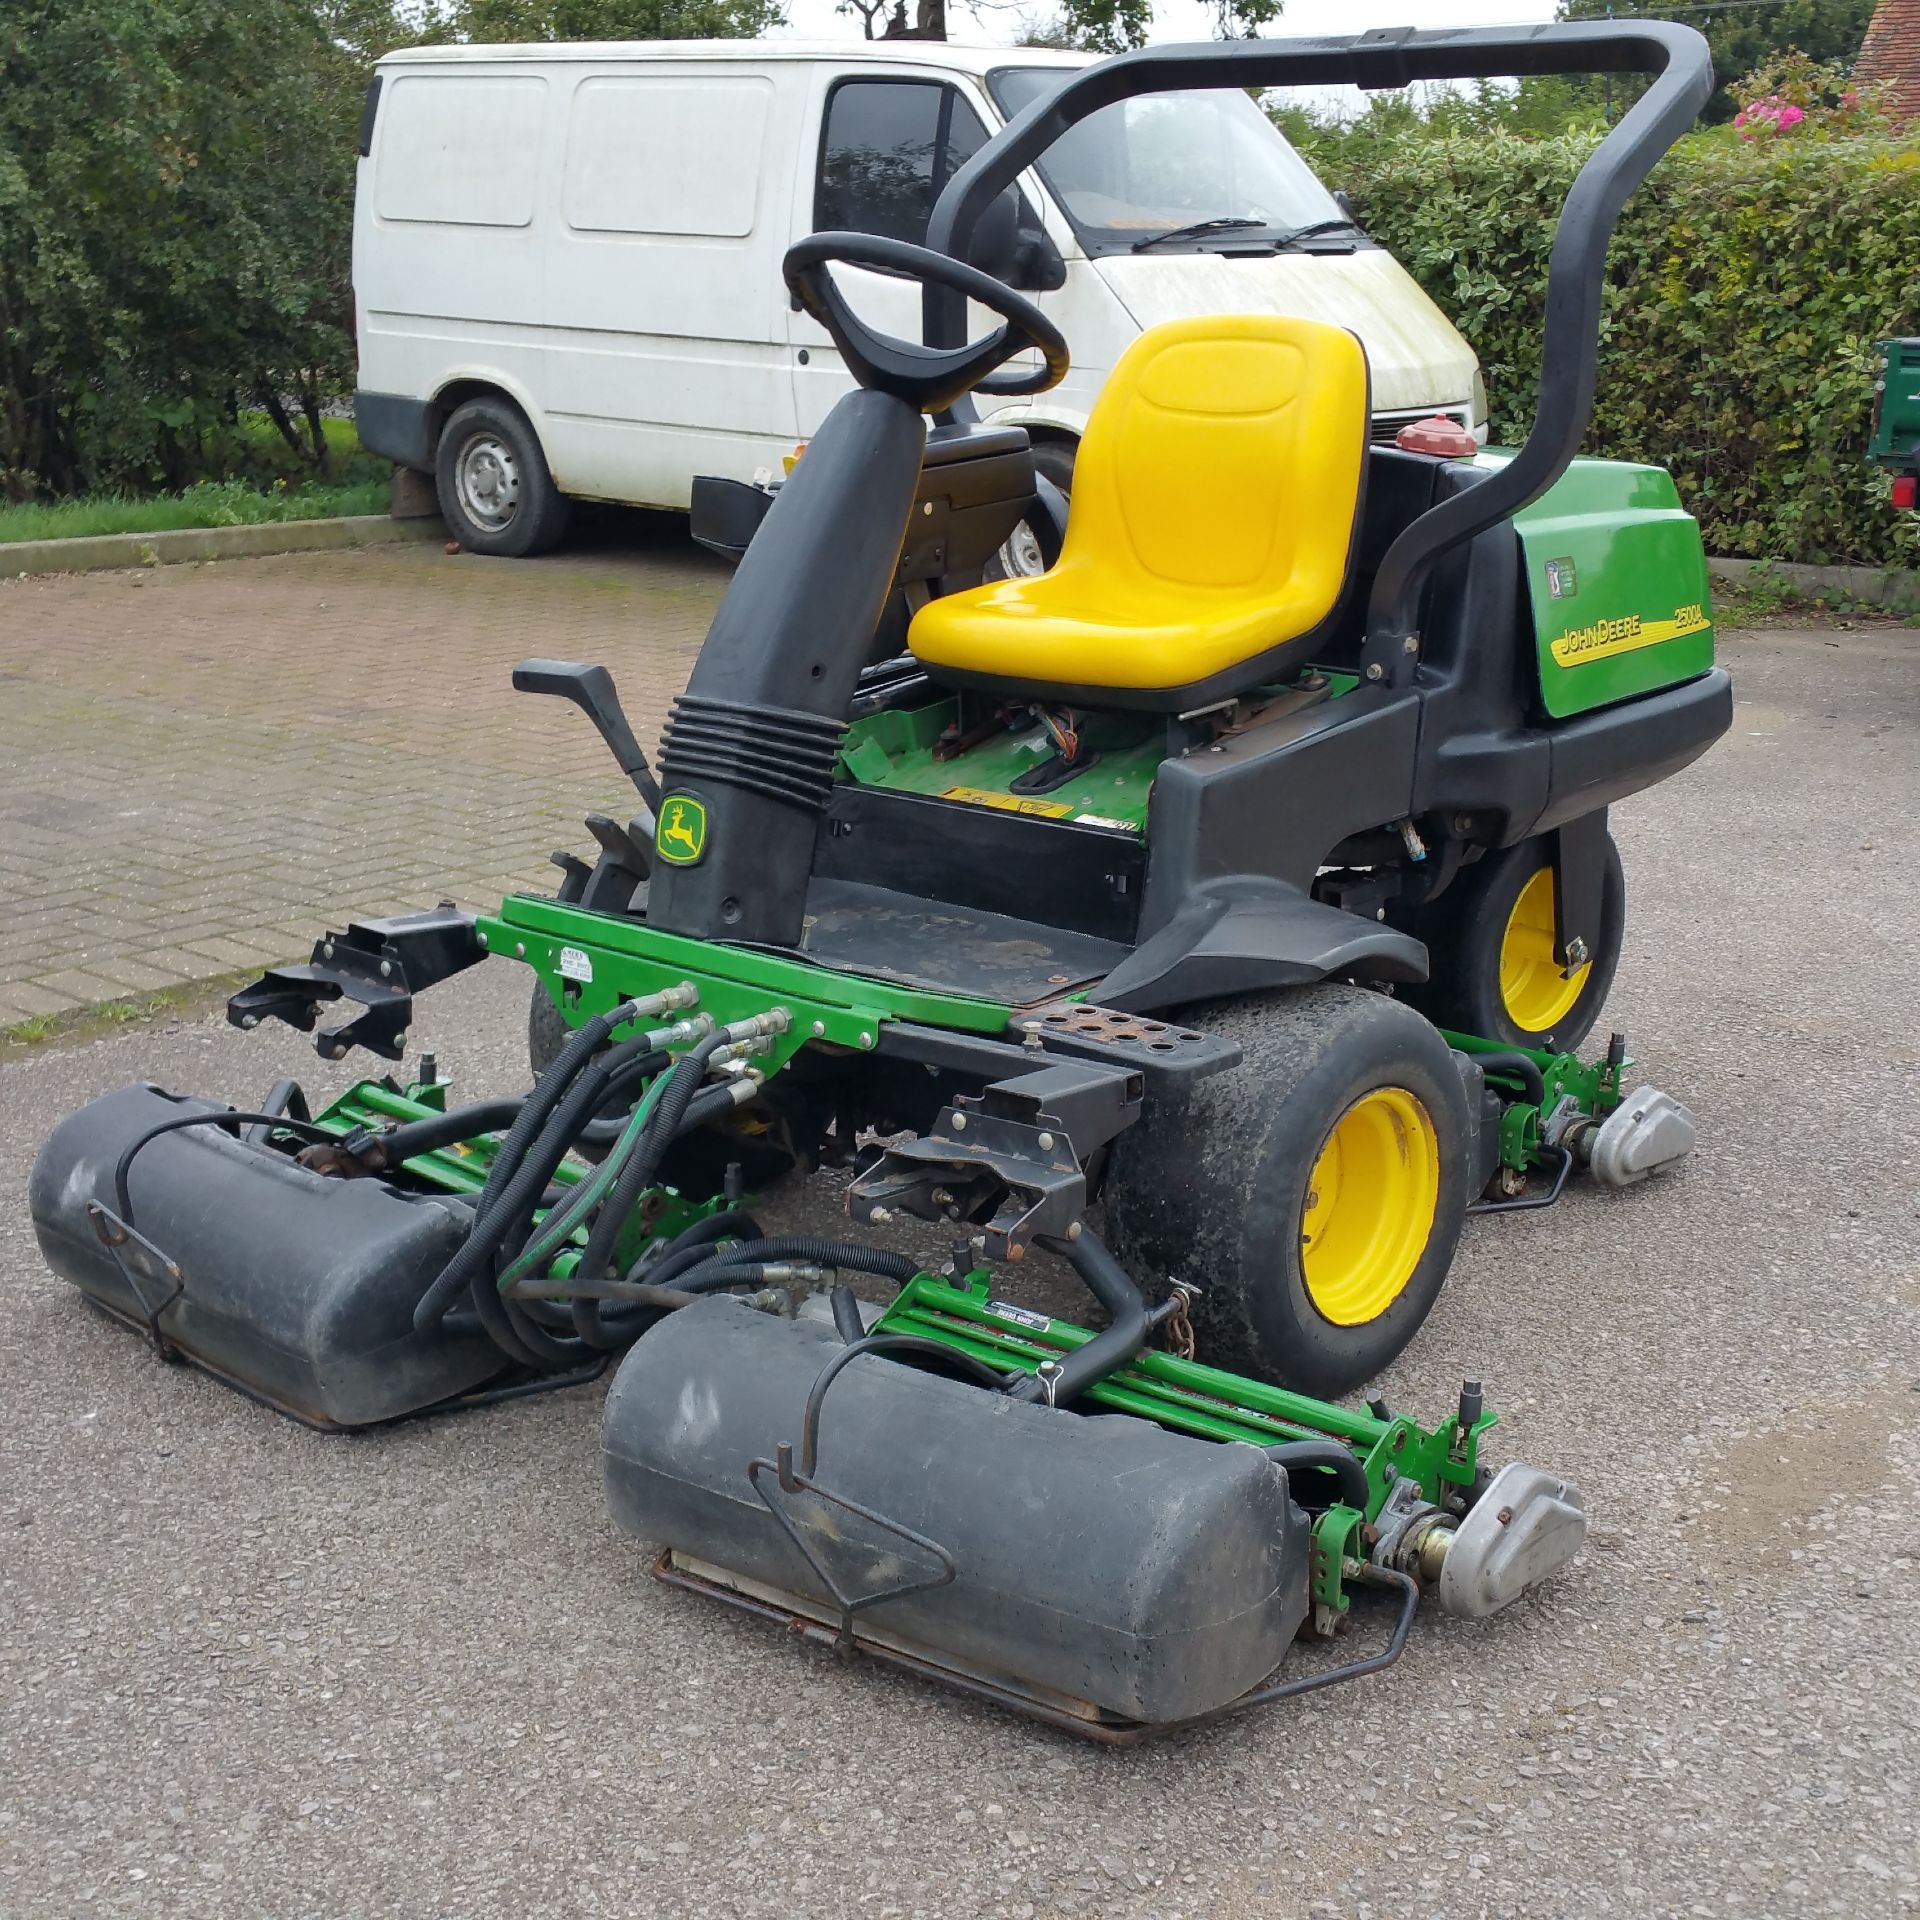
[1016,1001,1241,1084]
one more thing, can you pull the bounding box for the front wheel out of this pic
[1404,830,1625,1052]
[1103,985,1471,1400]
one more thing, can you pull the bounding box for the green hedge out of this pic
[1329,128,1920,567]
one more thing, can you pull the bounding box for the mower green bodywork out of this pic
[1496,453,1717,719]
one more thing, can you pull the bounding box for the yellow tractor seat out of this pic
[908,314,1371,712]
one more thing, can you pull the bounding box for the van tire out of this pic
[988,439,1076,580]
[435,396,570,557]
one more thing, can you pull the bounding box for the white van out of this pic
[353,39,1484,557]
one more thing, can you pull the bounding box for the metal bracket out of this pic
[749,1334,1003,1650]
[848,1062,1139,1260]
[85,1200,184,1361]
[226,907,484,1062]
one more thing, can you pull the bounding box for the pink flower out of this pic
[1777,104,1805,129]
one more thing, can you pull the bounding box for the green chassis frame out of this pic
[295,892,1628,1627]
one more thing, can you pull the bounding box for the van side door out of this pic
[542,61,802,508]
[788,71,997,436]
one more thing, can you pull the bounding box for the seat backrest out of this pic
[1059,314,1369,619]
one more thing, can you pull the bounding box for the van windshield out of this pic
[986,68,1345,256]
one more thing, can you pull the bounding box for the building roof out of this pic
[1857,0,1920,119]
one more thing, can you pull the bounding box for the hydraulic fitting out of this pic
[621,982,701,1021]
[638,1013,715,1051]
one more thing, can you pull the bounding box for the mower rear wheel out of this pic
[1103,984,1470,1399]
[1406,830,1625,1052]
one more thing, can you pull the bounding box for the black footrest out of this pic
[227,908,484,1062]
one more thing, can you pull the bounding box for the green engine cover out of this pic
[1482,451,1716,720]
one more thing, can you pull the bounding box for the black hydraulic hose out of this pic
[1473,1048,1546,1107]
[468,1246,580,1369]
[571,1033,732,1346]
[484,1043,673,1363]
[668,1237,922,1295]
[831,1284,866,1345]
[369,1096,525,1166]
[624,1208,763,1282]
[1264,1440,1372,1513]
[112,1109,338,1227]
[475,1003,626,1212]
[412,1036,662,1334]
[413,1003,627,1329]
[1004,1228,1148,1408]
[593,1209,767,1336]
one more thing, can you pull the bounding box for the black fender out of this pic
[1097,877,1428,1013]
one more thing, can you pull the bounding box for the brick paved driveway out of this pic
[0,522,724,1025]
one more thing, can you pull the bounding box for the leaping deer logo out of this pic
[658,797,707,863]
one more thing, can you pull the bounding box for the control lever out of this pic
[512,659,663,809]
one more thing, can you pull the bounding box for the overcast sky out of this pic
[772,0,1562,43]
[771,0,1562,111]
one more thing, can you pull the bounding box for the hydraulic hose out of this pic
[667,1237,922,1295]
[568,1033,736,1346]
[1473,1049,1546,1107]
[476,1044,676,1364]
[1005,1228,1148,1408]
[624,1208,763,1282]
[412,1033,662,1334]
[498,1069,674,1287]
[1263,1440,1372,1513]
[831,1284,866,1344]
[363,1096,525,1167]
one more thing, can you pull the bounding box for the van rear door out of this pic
[542,61,800,507]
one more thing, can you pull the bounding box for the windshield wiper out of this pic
[1271,218,1363,249]
[1130,217,1265,254]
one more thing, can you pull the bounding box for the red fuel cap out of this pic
[1395,415,1480,458]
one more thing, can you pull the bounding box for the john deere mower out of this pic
[31,22,1726,1738]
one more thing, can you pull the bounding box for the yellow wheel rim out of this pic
[1498,866,1591,1035]
[1299,1087,1441,1327]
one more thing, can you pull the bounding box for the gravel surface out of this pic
[3,623,1917,1918]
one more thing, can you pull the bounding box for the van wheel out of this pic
[436,396,570,557]
[989,440,1075,580]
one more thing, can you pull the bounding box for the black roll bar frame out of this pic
[922,21,1712,676]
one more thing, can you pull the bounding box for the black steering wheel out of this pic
[784,232,1070,416]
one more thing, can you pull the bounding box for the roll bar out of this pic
[924,21,1713,677]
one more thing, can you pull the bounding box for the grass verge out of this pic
[1,968,277,1056]
[0,414,390,546]
[0,478,389,545]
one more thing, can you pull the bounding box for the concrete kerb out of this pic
[1,512,447,580]
[1709,555,1920,614]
